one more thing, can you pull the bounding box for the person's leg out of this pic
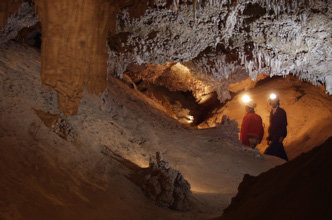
[276,142,288,161]
[264,141,278,156]
[264,141,288,161]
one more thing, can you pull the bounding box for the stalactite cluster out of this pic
[109,0,332,104]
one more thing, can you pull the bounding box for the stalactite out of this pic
[34,0,112,115]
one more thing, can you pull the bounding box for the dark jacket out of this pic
[240,112,264,146]
[267,107,287,142]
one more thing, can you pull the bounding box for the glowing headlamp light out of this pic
[269,93,277,100]
[242,94,251,103]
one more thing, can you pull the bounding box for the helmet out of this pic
[245,100,256,109]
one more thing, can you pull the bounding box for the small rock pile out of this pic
[142,152,192,211]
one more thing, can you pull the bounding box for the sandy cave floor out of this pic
[0,40,323,220]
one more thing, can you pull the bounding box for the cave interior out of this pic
[1,0,332,220]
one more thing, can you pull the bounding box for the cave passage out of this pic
[1,1,332,219]
[124,63,332,160]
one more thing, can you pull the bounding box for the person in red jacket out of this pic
[240,100,264,148]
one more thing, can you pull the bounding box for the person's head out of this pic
[245,100,256,113]
[268,93,280,108]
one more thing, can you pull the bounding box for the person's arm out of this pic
[282,110,287,138]
[240,115,250,146]
[266,112,272,142]
[278,109,287,142]
[259,117,264,143]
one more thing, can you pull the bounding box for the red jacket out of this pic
[240,112,264,146]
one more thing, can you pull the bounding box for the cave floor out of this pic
[0,41,286,220]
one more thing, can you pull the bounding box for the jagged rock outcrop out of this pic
[218,136,332,220]
[101,145,193,211]
[142,152,192,211]
[0,2,38,44]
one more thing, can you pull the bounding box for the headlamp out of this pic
[242,94,251,103]
[269,93,277,100]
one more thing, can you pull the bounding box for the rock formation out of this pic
[101,147,193,211]
[142,152,192,211]
[1,0,331,115]
[218,136,332,220]
[109,0,332,103]
[0,2,38,44]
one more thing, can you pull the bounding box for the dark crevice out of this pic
[15,22,42,49]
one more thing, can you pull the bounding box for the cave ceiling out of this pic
[1,0,331,115]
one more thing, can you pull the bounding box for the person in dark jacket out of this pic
[264,94,288,161]
[240,100,264,148]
